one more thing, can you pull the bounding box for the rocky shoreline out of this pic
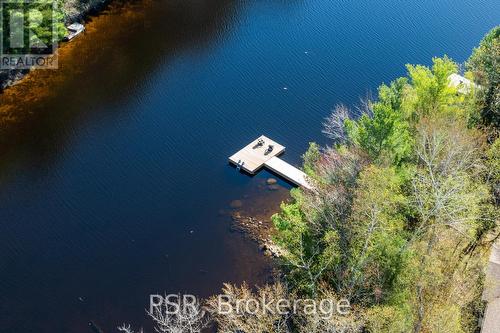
[226,178,290,259]
[0,70,29,91]
[230,211,284,258]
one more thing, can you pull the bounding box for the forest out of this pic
[208,26,500,333]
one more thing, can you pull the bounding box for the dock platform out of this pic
[229,135,312,189]
[229,135,285,174]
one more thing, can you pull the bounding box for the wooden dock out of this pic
[229,135,312,189]
[264,156,312,189]
[229,135,285,174]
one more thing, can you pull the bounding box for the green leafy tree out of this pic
[344,166,409,304]
[271,31,498,333]
[406,56,460,117]
[302,142,321,178]
[345,78,413,165]
[467,26,500,131]
[0,0,66,54]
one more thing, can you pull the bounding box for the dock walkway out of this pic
[229,135,312,189]
[264,156,312,189]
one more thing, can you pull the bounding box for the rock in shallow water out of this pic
[267,185,280,191]
[266,178,278,185]
[260,242,283,257]
[230,199,243,208]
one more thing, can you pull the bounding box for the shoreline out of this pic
[0,0,113,91]
[230,211,284,258]
[225,178,291,258]
[0,0,153,130]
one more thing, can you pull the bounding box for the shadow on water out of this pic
[1,0,498,331]
[0,0,238,169]
[0,1,279,333]
[227,161,304,190]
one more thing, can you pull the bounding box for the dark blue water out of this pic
[0,0,498,332]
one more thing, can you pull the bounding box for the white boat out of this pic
[64,23,85,41]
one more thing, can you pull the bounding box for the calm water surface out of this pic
[0,0,498,332]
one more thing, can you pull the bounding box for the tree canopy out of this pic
[467,26,500,133]
[272,32,499,332]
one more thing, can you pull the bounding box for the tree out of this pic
[272,188,341,296]
[344,78,413,165]
[207,281,364,333]
[293,283,364,333]
[486,137,500,204]
[344,166,409,304]
[407,115,492,333]
[274,150,412,305]
[406,57,460,117]
[206,282,291,333]
[302,142,321,178]
[322,104,351,145]
[118,294,209,333]
[272,50,497,332]
[365,304,413,333]
[411,116,488,237]
[467,26,500,132]
[0,0,66,54]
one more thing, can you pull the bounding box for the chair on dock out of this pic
[253,138,265,149]
[264,145,274,155]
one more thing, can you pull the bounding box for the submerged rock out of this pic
[267,185,280,191]
[266,178,278,185]
[230,199,243,208]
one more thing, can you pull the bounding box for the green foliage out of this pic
[467,26,500,130]
[0,0,66,54]
[411,116,491,237]
[273,189,307,246]
[272,189,341,295]
[406,56,460,116]
[366,305,413,333]
[346,166,409,303]
[273,30,499,333]
[345,78,413,165]
[487,137,500,184]
[302,142,321,178]
[274,164,412,300]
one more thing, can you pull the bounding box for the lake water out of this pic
[0,0,498,332]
